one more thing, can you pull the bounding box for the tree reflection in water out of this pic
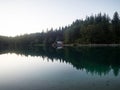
[0,46,120,76]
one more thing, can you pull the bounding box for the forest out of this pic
[0,12,120,48]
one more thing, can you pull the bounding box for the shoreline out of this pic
[35,44,120,47]
[63,44,120,47]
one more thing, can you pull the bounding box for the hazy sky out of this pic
[0,0,120,36]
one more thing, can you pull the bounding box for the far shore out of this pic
[35,43,120,47]
[63,44,120,47]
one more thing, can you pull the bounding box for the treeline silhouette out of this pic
[1,46,120,76]
[0,12,120,47]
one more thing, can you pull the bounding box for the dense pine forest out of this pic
[0,12,120,48]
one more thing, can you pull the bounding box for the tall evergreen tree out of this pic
[112,12,120,43]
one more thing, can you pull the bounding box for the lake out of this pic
[0,46,120,90]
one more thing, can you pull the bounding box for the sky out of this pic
[0,0,120,36]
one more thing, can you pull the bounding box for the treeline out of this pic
[0,12,120,47]
[64,11,120,44]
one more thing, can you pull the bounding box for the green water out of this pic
[0,46,120,90]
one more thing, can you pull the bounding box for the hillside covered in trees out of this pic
[0,12,120,48]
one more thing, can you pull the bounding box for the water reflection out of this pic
[0,46,120,76]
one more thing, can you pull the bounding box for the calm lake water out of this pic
[0,46,120,90]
